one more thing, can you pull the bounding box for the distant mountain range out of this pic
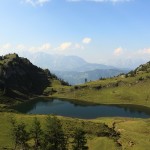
[54,69,129,85]
[19,52,129,84]
[22,52,115,72]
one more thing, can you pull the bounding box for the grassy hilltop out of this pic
[51,61,150,108]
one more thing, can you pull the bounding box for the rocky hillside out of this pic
[124,61,150,77]
[0,53,50,99]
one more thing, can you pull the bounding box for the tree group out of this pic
[10,115,88,150]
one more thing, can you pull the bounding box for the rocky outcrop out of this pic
[0,53,50,99]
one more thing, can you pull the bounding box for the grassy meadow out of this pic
[0,113,150,150]
[50,72,150,108]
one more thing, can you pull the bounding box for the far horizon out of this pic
[0,0,150,69]
[0,51,146,69]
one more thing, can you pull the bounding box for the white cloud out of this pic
[67,0,81,2]
[29,46,37,52]
[0,43,15,55]
[114,47,123,56]
[82,38,92,44]
[0,39,89,55]
[16,44,26,50]
[67,0,131,3]
[39,43,52,51]
[75,43,85,50]
[2,43,12,50]
[138,48,150,55]
[58,42,72,51]
[88,0,131,2]
[28,43,52,52]
[24,0,50,6]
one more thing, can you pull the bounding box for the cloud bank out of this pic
[24,0,50,6]
[114,47,123,56]
[0,37,91,55]
[82,38,92,44]
[67,0,131,3]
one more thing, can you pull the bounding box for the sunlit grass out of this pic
[0,113,150,150]
[52,72,150,108]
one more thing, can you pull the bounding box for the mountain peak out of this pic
[20,52,116,72]
[0,53,50,99]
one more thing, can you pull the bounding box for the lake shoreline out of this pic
[12,97,150,119]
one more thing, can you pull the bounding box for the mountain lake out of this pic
[12,98,150,119]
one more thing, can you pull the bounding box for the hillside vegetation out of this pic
[0,113,149,150]
[0,53,49,97]
[0,54,69,107]
[52,61,150,108]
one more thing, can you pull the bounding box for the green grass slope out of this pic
[51,62,150,108]
[0,113,149,150]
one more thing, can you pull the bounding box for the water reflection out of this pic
[12,98,150,119]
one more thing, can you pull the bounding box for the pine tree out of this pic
[72,128,88,150]
[30,117,42,150]
[10,118,29,150]
[42,115,68,150]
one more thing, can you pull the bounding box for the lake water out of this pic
[13,98,150,119]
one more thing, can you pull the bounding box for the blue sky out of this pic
[0,0,150,67]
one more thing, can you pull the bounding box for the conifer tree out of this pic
[72,128,88,150]
[42,115,68,150]
[30,117,42,150]
[10,118,29,150]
